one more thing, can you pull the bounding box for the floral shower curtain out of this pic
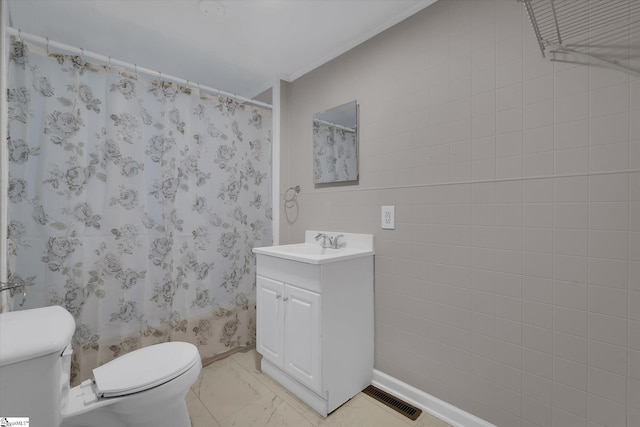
[6,40,272,384]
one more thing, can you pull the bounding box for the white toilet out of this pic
[0,305,202,427]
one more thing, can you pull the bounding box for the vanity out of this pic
[253,231,374,416]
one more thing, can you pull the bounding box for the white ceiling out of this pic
[7,0,437,99]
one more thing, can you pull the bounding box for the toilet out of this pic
[0,305,202,427]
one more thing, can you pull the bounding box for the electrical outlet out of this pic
[381,206,395,230]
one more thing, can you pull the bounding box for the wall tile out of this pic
[523,276,553,304]
[523,372,552,405]
[554,307,588,338]
[495,131,523,157]
[555,203,589,229]
[523,227,553,253]
[630,291,640,321]
[496,83,522,112]
[554,280,588,311]
[555,148,589,175]
[553,382,587,419]
[589,112,630,146]
[554,331,588,365]
[523,125,553,154]
[627,349,640,380]
[555,92,589,124]
[590,202,629,231]
[590,83,630,118]
[588,339,627,376]
[554,356,587,391]
[552,407,587,427]
[524,100,554,130]
[589,230,629,260]
[555,176,588,202]
[554,255,588,284]
[523,151,554,177]
[588,258,628,289]
[522,395,552,427]
[631,320,640,351]
[589,142,629,172]
[588,312,628,347]
[586,394,627,427]
[524,324,553,354]
[523,74,554,105]
[554,66,588,98]
[590,173,629,202]
[554,119,588,150]
[588,285,628,318]
[629,378,640,410]
[496,107,523,135]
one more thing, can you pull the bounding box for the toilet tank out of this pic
[0,306,76,427]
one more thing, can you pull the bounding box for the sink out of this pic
[253,231,374,265]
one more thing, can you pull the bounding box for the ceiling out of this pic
[7,0,438,99]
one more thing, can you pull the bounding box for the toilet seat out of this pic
[92,342,200,398]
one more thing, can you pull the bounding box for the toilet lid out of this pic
[93,341,199,398]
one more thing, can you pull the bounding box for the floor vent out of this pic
[362,385,422,421]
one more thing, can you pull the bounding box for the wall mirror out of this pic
[313,100,358,185]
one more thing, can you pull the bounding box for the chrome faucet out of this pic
[315,233,344,249]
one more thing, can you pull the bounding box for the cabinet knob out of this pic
[276,293,282,299]
[283,297,289,302]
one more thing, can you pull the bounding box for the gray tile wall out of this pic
[280,1,639,425]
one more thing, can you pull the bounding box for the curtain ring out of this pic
[80,47,85,61]
[46,37,50,54]
[134,64,138,76]
[108,56,112,70]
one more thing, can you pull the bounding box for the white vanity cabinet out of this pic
[254,231,374,417]
[257,276,322,393]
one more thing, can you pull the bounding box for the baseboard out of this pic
[372,370,495,427]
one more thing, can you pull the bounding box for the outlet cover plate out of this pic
[381,206,395,230]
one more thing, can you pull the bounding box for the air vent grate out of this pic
[362,385,422,421]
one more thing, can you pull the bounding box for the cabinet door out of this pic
[283,285,322,393]
[256,276,284,367]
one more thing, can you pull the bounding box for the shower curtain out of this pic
[6,40,272,384]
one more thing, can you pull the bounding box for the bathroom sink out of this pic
[253,243,372,264]
[253,231,374,265]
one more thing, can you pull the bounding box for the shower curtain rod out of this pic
[313,118,356,133]
[6,27,272,110]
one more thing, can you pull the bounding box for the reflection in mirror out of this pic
[313,100,358,184]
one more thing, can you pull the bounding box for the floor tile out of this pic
[187,398,221,427]
[317,394,413,427]
[219,394,314,427]
[195,356,274,421]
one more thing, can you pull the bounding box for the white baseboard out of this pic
[372,370,495,427]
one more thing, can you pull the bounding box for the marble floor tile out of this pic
[359,393,452,427]
[230,346,262,374]
[315,394,413,427]
[185,388,198,403]
[195,356,274,421]
[219,394,314,427]
[187,398,221,427]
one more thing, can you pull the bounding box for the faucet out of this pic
[315,233,344,249]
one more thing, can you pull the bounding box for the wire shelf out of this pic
[520,0,640,77]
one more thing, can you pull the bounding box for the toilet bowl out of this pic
[0,306,202,427]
